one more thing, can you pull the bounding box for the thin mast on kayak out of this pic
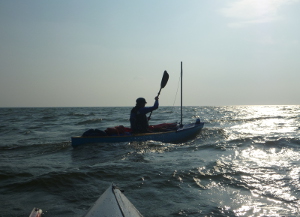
[180,61,183,128]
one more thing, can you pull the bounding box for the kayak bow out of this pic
[84,183,143,217]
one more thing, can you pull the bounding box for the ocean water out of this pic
[0,106,300,217]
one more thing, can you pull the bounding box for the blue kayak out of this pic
[84,184,143,217]
[71,119,204,148]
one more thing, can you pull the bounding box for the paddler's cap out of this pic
[136,97,147,104]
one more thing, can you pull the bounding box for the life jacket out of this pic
[130,106,149,133]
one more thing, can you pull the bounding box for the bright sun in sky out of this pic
[0,0,299,107]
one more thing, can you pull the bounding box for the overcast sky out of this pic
[1,0,299,107]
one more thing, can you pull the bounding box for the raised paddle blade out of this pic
[161,70,169,89]
[149,70,169,120]
[157,70,169,97]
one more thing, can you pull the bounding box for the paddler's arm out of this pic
[139,97,159,114]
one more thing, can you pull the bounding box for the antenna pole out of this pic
[180,61,183,127]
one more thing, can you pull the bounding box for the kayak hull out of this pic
[71,121,204,148]
[84,184,143,217]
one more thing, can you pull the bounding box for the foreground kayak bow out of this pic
[84,183,143,217]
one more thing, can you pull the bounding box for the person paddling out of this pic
[130,97,159,133]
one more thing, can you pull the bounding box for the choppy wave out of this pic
[0,141,70,155]
[1,106,300,217]
[67,112,96,117]
[76,118,103,125]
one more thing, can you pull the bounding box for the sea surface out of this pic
[1,106,300,217]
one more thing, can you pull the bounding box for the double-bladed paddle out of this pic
[148,70,169,120]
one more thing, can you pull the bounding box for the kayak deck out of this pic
[84,183,143,217]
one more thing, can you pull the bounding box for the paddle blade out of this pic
[161,70,169,89]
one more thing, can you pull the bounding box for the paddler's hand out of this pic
[155,96,159,101]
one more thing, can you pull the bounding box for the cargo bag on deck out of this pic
[105,125,132,136]
[82,129,107,137]
[149,123,177,132]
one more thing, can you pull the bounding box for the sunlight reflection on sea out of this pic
[226,105,299,141]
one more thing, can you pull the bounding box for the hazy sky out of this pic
[1,0,299,107]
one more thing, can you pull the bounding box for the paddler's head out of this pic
[136,97,147,107]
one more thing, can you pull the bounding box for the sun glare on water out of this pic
[227,106,298,140]
[219,106,300,215]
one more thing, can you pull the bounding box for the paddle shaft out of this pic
[148,93,160,120]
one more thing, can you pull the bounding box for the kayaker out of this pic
[130,96,159,133]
